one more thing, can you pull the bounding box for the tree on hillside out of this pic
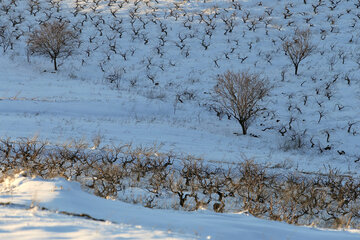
[282,28,314,75]
[27,21,79,71]
[214,71,270,135]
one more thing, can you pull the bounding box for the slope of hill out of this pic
[1,0,360,238]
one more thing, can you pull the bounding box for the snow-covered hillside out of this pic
[1,0,360,174]
[1,0,360,238]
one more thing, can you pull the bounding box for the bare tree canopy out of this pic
[27,21,79,71]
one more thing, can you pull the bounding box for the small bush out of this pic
[105,68,124,89]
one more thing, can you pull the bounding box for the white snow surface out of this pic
[1,0,360,238]
[0,174,359,240]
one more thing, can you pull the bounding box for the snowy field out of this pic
[1,0,360,238]
[0,0,360,175]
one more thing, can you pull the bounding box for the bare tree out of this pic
[27,21,79,71]
[0,25,14,53]
[282,28,314,75]
[214,71,270,135]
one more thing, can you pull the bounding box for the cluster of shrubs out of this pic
[0,137,359,229]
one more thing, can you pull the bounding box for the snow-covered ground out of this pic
[0,174,359,239]
[0,207,189,240]
[1,0,360,175]
[1,0,360,238]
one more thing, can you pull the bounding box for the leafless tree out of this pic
[214,71,270,135]
[282,28,314,75]
[27,21,79,71]
[0,25,14,53]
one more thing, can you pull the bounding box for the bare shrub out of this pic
[91,162,126,198]
[214,71,270,135]
[105,67,124,89]
[46,141,91,180]
[271,174,323,224]
[168,171,192,208]
[280,128,308,151]
[27,21,79,71]
[234,160,273,216]
[282,28,314,75]
[12,137,47,175]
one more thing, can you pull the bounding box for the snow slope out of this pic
[0,47,359,176]
[0,207,189,240]
[1,0,360,238]
[0,174,359,240]
[1,0,360,175]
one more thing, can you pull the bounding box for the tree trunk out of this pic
[240,121,247,135]
[294,64,298,75]
[53,57,57,71]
